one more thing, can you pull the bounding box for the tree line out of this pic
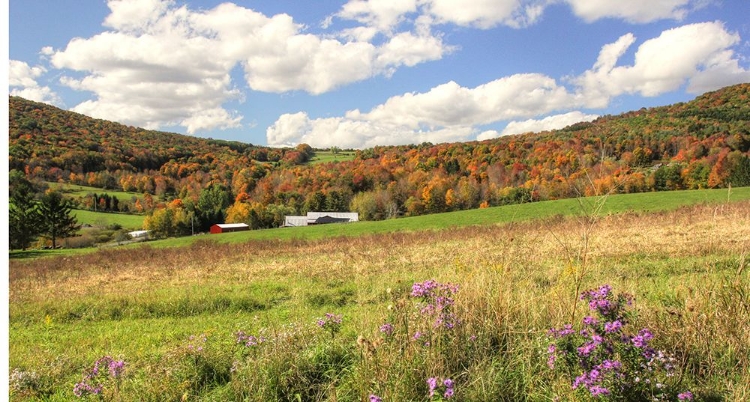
[9,172,80,250]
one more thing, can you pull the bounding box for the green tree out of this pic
[37,190,80,249]
[9,171,41,250]
[196,183,233,231]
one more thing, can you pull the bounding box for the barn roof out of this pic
[214,223,249,229]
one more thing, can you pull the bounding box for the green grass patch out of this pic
[71,209,145,230]
[307,151,356,164]
[46,181,141,203]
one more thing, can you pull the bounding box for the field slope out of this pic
[8,190,750,400]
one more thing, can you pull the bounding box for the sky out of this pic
[8,0,750,149]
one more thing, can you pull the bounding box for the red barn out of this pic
[210,223,250,234]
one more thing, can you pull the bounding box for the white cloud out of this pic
[48,0,451,134]
[565,0,693,23]
[576,22,750,104]
[268,21,750,149]
[425,0,545,29]
[268,74,582,148]
[337,0,418,33]
[497,111,599,137]
[360,74,579,129]
[266,112,474,149]
[8,60,62,105]
[333,0,704,35]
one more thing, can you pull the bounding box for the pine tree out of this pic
[9,171,41,250]
[37,190,80,249]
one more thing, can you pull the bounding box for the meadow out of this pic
[8,190,750,401]
[72,209,145,230]
[46,182,141,203]
[307,151,357,165]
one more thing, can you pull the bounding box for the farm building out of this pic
[210,223,250,234]
[284,212,359,227]
[128,230,149,239]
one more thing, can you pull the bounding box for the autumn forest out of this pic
[8,83,750,241]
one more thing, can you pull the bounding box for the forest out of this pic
[8,83,750,240]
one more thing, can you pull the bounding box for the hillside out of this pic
[8,84,750,232]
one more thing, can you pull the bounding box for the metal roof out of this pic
[214,223,249,228]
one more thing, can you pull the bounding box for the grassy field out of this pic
[72,209,145,230]
[131,186,750,249]
[8,188,750,400]
[308,151,356,164]
[46,182,141,203]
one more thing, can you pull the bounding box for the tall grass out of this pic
[9,199,750,400]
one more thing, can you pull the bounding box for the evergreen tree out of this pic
[9,171,41,250]
[37,190,80,249]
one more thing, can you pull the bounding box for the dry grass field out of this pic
[9,199,750,400]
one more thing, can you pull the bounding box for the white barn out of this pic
[284,212,359,227]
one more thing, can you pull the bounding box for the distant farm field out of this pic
[72,209,145,230]
[308,150,356,164]
[8,188,750,400]
[46,181,141,203]
[138,187,750,249]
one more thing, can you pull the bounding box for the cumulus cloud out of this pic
[8,60,62,105]
[425,0,546,29]
[266,112,474,149]
[268,21,749,149]
[564,0,694,23]
[333,0,705,34]
[48,0,451,134]
[576,21,750,105]
[267,74,584,148]
[497,112,600,137]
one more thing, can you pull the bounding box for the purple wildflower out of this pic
[427,377,438,397]
[443,378,454,399]
[678,391,694,400]
[547,344,557,369]
[369,394,383,402]
[604,320,623,334]
[583,316,599,326]
[589,385,610,397]
[632,328,653,348]
[379,323,394,336]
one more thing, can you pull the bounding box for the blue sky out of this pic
[8,0,750,148]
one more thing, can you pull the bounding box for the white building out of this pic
[284,212,359,227]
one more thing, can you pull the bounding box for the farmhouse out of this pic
[210,223,250,234]
[284,212,359,227]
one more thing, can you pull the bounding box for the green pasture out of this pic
[72,209,145,230]
[308,151,356,164]
[46,181,141,203]
[8,191,749,400]
[11,187,749,259]
[144,186,750,249]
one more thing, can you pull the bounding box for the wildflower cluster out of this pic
[317,313,343,338]
[411,279,460,330]
[427,376,455,400]
[379,322,395,337]
[186,334,207,353]
[73,356,126,398]
[547,285,691,400]
[235,330,266,348]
